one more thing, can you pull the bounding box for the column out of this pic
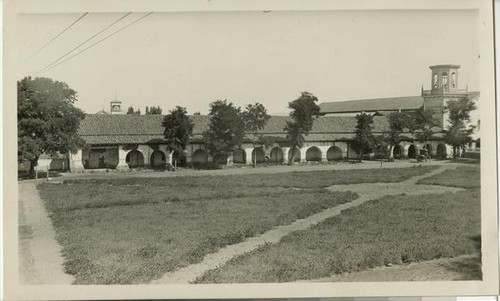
[245,148,253,165]
[282,147,290,164]
[186,145,194,164]
[69,149,85,173]
[300,147,307,163]
[319,146,329,162]
[446,144,453,159]
[116,147,129,171]
[166,150,174,165]
[227,153,234,166]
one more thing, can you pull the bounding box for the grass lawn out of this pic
[63,165,438,188]
[195,166,481,283]
[417,166,480,189]
[37,165,438,284]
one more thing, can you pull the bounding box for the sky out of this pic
[16,9,480,115]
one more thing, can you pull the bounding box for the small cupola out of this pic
[110,98,124,115]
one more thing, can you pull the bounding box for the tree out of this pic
[284,92,320,164]
[18,77,85,177]
[351,112,376,161]
[162,106,194,170]
[146,105,162,115]
[127,106,141,114]
[203,100,245,167]
[412,107,436,152]
[386,111,413,159]
[444,97,477,158]
[241,103,271,166]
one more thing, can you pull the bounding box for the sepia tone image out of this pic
[8,2,497,297]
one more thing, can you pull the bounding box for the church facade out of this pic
[67,64,480,172]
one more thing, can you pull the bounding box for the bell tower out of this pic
[422,64,468,128]
[110,97,124,115]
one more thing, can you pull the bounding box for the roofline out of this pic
[318,108,418,115]
[429,64,461,69]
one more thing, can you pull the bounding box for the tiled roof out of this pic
[78,114,391,145]
[319,96,424,114]
[319,92,480,114]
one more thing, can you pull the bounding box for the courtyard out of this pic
[18,160,481,284]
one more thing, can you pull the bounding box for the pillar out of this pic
[227,153,234,166]
[300,147,307,163]
[166,150,174,165]
[244,148,253,165]
[69,149,85,173]
[282,147,290,163]
[116,147,129,171]
[319,146,329,162]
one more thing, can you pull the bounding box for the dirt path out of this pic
[299,254,481,282]
[54,160,465,181]
[152,165,462,284]
[18,181,74,284]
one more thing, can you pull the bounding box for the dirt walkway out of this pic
[18,181,74,284]
[299,254,481,282]
[54,160,464,181]
[152,165,462,284]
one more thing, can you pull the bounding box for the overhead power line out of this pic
[35,12,133,75]
[39,12,154,75]
[26,12,89,61]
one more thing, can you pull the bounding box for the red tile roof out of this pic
[319,92,480,114]
[319,96,424,114]
[77,114,391,145]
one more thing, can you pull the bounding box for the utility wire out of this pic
[35,12,133,75]
[39,12,154,75]
[26,12,89,61]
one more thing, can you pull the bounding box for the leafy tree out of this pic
[146,105,162,115]
[203,100,245,167]
[193,112,201,115]
[412,107,436,152]
[374,134,391,160]
[351,112,376,161]
[444,97,477,158]
[162,106,194,170]
[386,111,413,159]
[18,77,85,177]
[126,106,141,114]
[284,92,320,164]
[241,103,271,166]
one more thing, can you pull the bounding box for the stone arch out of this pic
[407,144,418,159]
[150,150,166,167]
[306,146,322,162]
[436,143,447,159]
[126,150,144,168]
[270,147,284,164]
[288,147,301,162]
[326,146,343,161]
[192,149,208,165]
[232,149,246,164]
[251,147,266,164]
[393,144,404,159]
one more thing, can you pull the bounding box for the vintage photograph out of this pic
[4,0,498,299]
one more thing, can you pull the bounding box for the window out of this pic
[433,73,438,88]
[451,72,456,88]
[442,72,448,88]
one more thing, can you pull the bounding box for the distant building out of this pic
[66,64,480,172]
